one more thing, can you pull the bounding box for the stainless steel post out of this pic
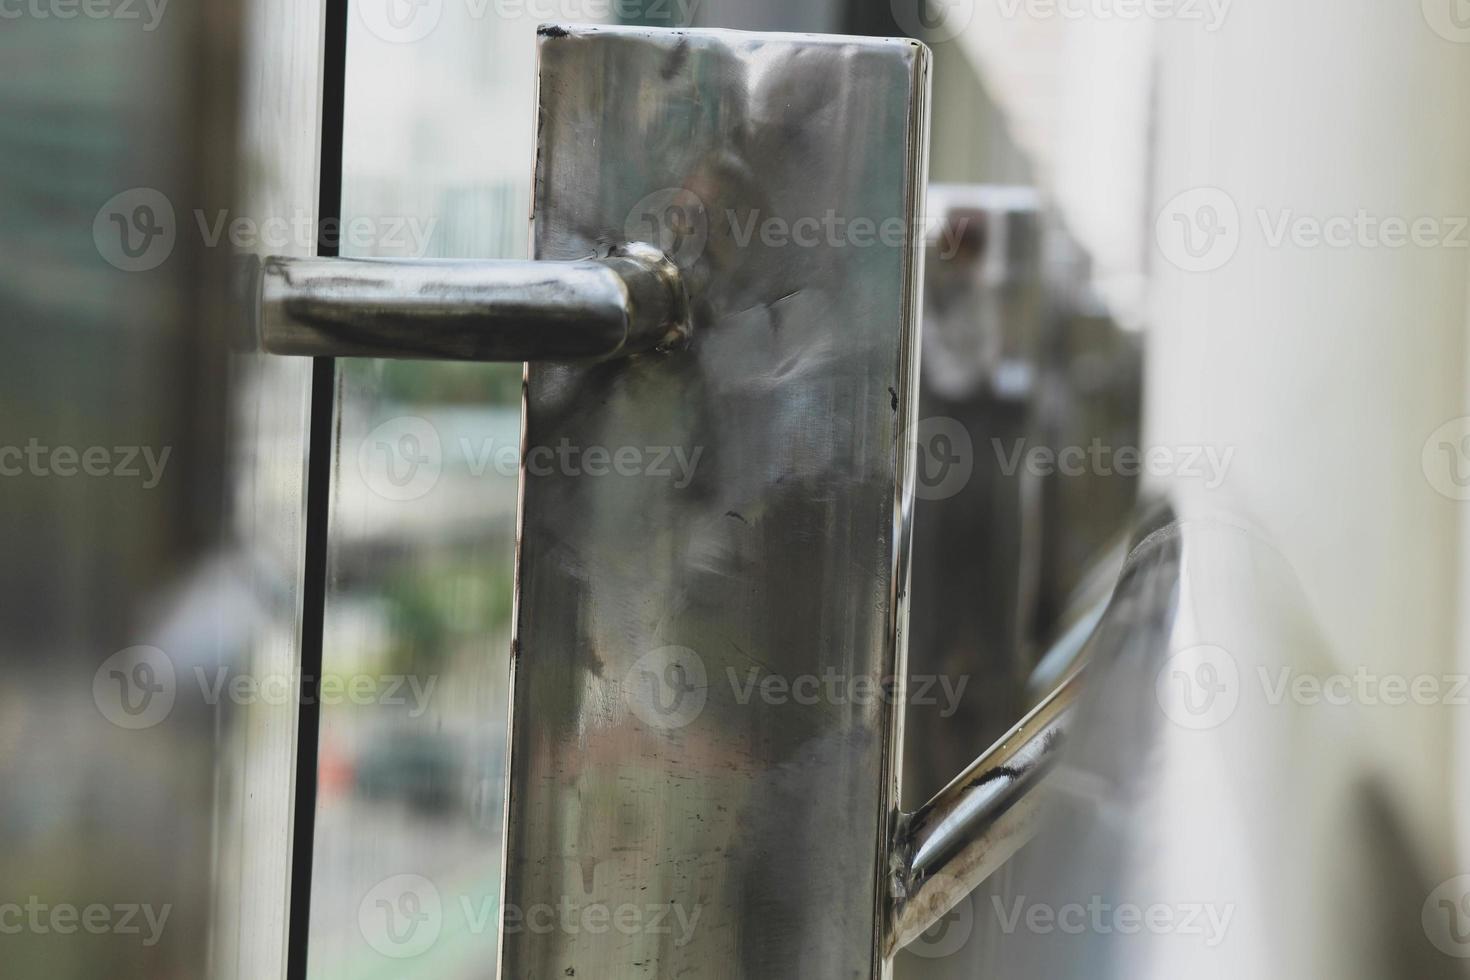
[506,25,931,979]
[253,23,1094,979]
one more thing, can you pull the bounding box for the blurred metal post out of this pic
[0,3,279,979]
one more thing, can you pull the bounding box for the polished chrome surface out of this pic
[260,244,689,362]
[886,505,1178,966]
[888,668,1078,955]
[902,186,1143,810]
[896,186,1141,978]
[886,502,1173,964]
[506,24,930,979]
[902,187,1048,819]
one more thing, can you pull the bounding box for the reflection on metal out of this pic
[888,668,1078,955]
[258,243,689,362]
[919,185,1043,401]
[1023,537,1123,703]
[903,188,1048,817]
[888,505,1180,957]
[895,183,1144,979]
[507,24,931,979]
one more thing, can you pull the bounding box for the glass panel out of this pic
[214,2,331,977]
[304,8,538,979]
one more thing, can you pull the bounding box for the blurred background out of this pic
[3,0,1469,977]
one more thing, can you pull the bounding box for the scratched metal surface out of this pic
[505,25,929,979]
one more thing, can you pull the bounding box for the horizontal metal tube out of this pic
[887,668,1080,954]
[259,242,688,361]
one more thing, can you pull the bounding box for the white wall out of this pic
[1146,0,1470,871]
[958,0,1470,876]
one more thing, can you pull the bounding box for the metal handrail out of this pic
[886,503,1182,950]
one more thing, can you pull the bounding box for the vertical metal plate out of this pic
[508,26,929,978]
